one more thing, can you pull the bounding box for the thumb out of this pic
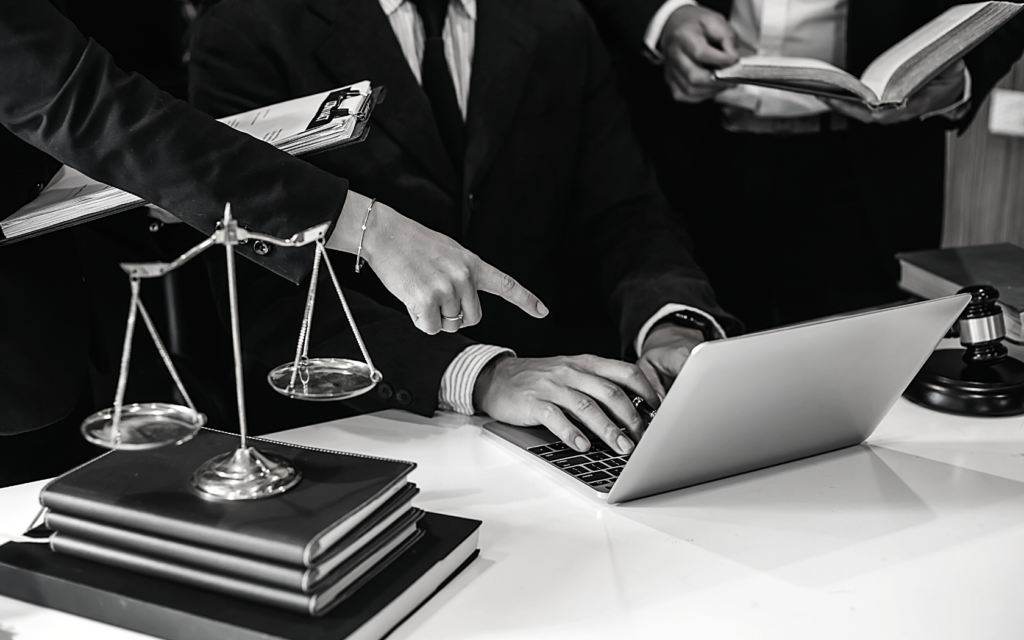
[701,15,739,64]
[477,262,549,319]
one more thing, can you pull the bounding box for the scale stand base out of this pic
[191,447,302,501]
[903,348,1024,417]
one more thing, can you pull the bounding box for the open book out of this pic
[713,2,1023,109]
[0,80,380,244]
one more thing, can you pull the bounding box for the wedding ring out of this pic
[441,311,464,322]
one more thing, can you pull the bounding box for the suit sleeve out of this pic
[0,0,349,284]
[577,0,674,56]
[190,3,477,417]
[568,13,742,355]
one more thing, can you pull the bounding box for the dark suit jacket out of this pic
[581,0,1024,275]
[0,0,353,433]
[189,0,741,418]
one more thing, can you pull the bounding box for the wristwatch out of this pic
[656,310,718,342]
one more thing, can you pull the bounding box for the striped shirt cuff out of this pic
[438,344,516,415]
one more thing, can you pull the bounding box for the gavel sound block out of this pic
[904,284,1024,416]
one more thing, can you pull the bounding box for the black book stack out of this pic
[0,429,481,640]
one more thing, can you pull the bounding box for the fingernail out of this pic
[574,436,589,452]
[617,435,634,454]
[537,301,549,317]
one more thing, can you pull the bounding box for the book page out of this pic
[860,3,989,102]
[0,167,125,234]
[716,56,877,103]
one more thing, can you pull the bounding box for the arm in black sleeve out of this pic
[0,0,349,284]
[567,12,741,354]
[577,0,673,56]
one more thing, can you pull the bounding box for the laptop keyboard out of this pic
[526,440,630,494]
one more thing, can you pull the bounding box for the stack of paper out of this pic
[0,80,375,242]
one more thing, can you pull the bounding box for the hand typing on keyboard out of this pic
[473,354,661,455]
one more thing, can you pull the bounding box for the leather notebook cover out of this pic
[46,488,423,593]
[50,516,423,617]
[0,512,481,639]
[40,428,415,566]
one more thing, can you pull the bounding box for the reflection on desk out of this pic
[2,398,1024,639]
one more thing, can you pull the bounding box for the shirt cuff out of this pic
[922,66,972,121]
[634,303,728,355]
[438,344,516,415]
[643,0,699,62]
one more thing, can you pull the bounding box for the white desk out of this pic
[3,397,1024,640]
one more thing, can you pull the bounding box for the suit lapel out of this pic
[310,0,460,192]
[463,0,538,194]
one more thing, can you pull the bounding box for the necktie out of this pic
[410,0,465,172]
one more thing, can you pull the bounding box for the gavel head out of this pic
[957,284,1008,366]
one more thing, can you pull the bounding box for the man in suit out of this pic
[189,0,742,455]
[582,0,1024,332]
[0,0,545,485]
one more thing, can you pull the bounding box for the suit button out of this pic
[467,192,475,212]
[396,389,413,406]
[377,382,394,400]
[253,240,271,256]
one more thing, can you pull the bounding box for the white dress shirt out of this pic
[644,0,971,118]
[380,0,475,118]
[380,0,723,414]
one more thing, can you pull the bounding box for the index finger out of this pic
[577,356,659,407]
[477,262,549,319]
[677,24,736,68]
[702,16,740,61]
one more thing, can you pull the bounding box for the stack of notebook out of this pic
[0,429,480,640]
[0,80,381,244]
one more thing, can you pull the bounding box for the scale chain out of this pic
[317,240,381,381]
[136,298,198,415]
[289,243,323,392]
[111,278,143,445]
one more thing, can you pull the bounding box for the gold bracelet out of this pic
[354,198,376,273]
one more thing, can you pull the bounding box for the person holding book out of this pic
[581,0,1024,332]
[0,0,548,485]
[188,0,742,454]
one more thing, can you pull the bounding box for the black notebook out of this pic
[39,428,416,566]
[0,512,481,640]
[50,515,423,617]
[45,486,421,593]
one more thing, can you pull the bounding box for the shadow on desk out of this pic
[608,444,1024,585]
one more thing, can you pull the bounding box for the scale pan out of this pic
[81,403,206,450]
[267,358,378,401]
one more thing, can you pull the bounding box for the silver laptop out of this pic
[483,294,969,504]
